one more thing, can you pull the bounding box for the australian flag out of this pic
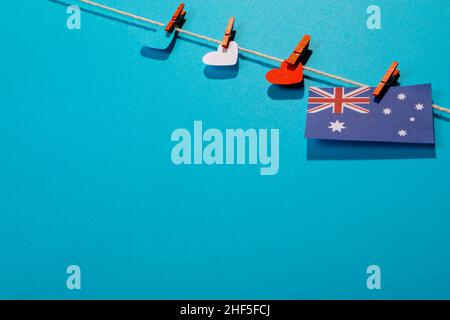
[305,84,435,144]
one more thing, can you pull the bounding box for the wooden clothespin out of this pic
[221,17,235,48]
[165,3,186,32]
[285,35,311,65]
[373,62,400,97]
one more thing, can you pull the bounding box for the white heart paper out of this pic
[202,41,238,66]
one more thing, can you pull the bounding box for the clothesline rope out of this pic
[79,0,449,114]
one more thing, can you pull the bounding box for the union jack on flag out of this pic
[307,87,371,114]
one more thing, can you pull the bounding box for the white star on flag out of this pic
[382,108,392,115]
[328,120,346,133]
[397,130,407,137]
[415,103,424,111]
[397,93,407,101]
[410,117,416,122]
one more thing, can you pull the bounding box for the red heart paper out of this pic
[265,61,304,85]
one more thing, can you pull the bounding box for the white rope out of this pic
[80,0,164,26]
[79,0,448,114]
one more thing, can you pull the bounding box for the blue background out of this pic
[1,0,449,299]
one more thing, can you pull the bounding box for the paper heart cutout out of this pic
[144,30,177,50]
[202,41,239,66]
[265,61,304,85]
